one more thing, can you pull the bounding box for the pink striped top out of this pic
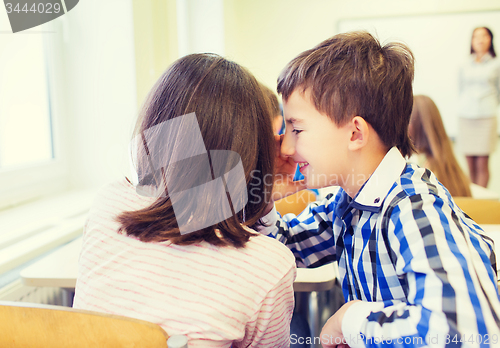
[73,179,296,347]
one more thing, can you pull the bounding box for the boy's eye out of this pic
[292,129,303,134]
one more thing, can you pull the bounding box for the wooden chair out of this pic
[0,301,169,348]
[275,190,317,216]
[453,197,500,225]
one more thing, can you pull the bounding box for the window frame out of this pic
[0,20,69,210]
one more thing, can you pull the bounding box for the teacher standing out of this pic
[458,27,500,188]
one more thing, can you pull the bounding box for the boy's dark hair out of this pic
[277,31,415,157]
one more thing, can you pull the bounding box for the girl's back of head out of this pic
[119,53,275,247]
[410,95,471,197]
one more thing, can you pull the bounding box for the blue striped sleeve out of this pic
[262,193,339,268]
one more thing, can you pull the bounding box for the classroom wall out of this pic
[131,0,225,106]
[129,0,500,100]
[61,0,138,189]
[131,0,178,107]
[62,0,224,190]
[223,0,500,90]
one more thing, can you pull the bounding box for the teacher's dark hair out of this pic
[471,27,496,57]
[117,54,275,248]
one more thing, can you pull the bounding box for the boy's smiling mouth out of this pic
[298,162,309,172]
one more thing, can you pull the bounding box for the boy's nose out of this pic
[281,132,296,157]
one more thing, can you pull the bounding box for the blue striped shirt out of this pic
[261,147,500,347]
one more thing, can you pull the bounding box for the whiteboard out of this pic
[339,11,500,137]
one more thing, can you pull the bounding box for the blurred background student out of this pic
[410,95,472,197]
[261,83,285,135]
[458,27,500,188]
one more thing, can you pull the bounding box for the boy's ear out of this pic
[347,116,369,151]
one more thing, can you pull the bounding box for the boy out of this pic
[260,32,500,347]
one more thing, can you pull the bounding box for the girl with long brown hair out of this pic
[73,53,295,347]
[409,95,472,197]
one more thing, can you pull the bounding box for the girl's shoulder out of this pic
[216,231,296,277]
[89,178,156,214]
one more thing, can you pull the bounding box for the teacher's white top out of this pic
[458,53,500,119]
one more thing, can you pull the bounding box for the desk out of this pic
[294,264,338,292]
[294,264,340,348]
[20,238,82,307]
[20,237,339,292]
[24,226,500,287]
[20,237,82,289]
[470,184,500,200]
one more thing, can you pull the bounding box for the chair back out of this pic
[275,190,317,216]
[0,301,169,348]
[453,198,500,225]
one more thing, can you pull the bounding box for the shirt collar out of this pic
[352,147,407,210]
[471,53,493,64]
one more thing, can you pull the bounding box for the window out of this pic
[0,12,67,209]
[0,28,54,169]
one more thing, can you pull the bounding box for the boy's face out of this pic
[282,89,351,189]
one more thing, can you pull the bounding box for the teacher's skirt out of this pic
[458,117,498,156]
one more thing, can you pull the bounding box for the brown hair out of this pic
[260,83,281,117]
[117,54,275,247]
[260,83,284,134]
[471,27,496,57]
[277,31,415,157]
[409,95,471,197]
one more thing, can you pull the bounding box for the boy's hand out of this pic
[320,300,360,348]
[272,134,306,201]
